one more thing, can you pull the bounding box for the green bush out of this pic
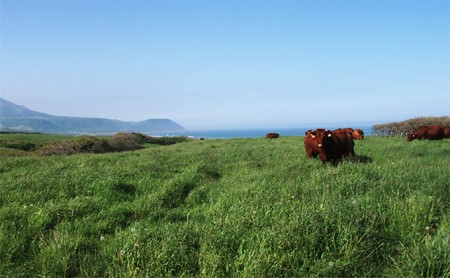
[35,137,112,156]
[1,142,36,151]
[145,135,190,145]
[108,133,146,152]
[109,132,189,149]
[108,132,189,151]
[32,133,190,156]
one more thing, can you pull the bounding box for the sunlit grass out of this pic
[1,136,449,276]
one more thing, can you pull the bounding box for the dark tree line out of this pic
[372,116,450,137]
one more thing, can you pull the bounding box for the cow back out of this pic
[266,133,279,139]
[408,125,444,141]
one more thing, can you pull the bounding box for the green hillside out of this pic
[0,136,449,276]
[0,98,185,134]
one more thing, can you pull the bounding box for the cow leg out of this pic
[319,153,328,164]
[349,148,355,157]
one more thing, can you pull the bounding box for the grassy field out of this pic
[0,135,449,277]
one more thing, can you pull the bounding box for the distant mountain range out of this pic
[0,98,185,134]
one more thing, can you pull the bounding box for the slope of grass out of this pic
[0,136,449,276]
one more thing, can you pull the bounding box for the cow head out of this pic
[314,129,333,148]
[353,129,364,140]
[407,134,415,141]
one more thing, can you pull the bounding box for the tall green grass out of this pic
[1,136,449,276]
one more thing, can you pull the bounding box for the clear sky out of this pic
[1,0,449,130]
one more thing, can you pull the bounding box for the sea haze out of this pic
[147,126,373,139]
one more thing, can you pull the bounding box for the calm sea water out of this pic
[148,126,373,139]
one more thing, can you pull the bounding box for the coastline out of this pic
[146,126,373,139]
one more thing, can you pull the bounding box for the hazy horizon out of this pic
[1,1,449,130]
[1,96,382,131]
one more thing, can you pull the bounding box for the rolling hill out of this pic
[0,98,185,134]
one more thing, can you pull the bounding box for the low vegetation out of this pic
[1,134,449,276]
[372,116,450,137]
[0,132,189,157]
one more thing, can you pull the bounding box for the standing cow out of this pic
[305,129,355,165]
[304,130,320,158]
[407,125,444,141]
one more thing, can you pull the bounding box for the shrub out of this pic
[372,116,450,137]
[34,133,190,156]
[109,132,189,150]
[36,137,112,156]
[1,142,37,151]
[108,133,145,152]
[145,136,189,145]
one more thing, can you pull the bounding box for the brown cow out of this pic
[407,125,444,141]
[266,133,279,139]
[334,128,364,140]
[304,130,320,158]
[443,127,450,138]
[308,129,355,165]
[332,129,356,157]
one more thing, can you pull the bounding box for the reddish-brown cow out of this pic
[407,125,444,141]
[334,128,364,140]
[308,129,355,165]
[265,133,280,139]
[335,127,354,134]
[304,130,320,158]
[332,129,356,157]
[443,127,450,138]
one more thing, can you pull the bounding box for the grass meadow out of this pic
[0,135,449,277]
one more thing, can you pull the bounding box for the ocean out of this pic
[147,126,373,139]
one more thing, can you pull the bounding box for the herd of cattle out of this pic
[265,125,450,165]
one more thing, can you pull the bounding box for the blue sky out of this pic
[1,0,449,129]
